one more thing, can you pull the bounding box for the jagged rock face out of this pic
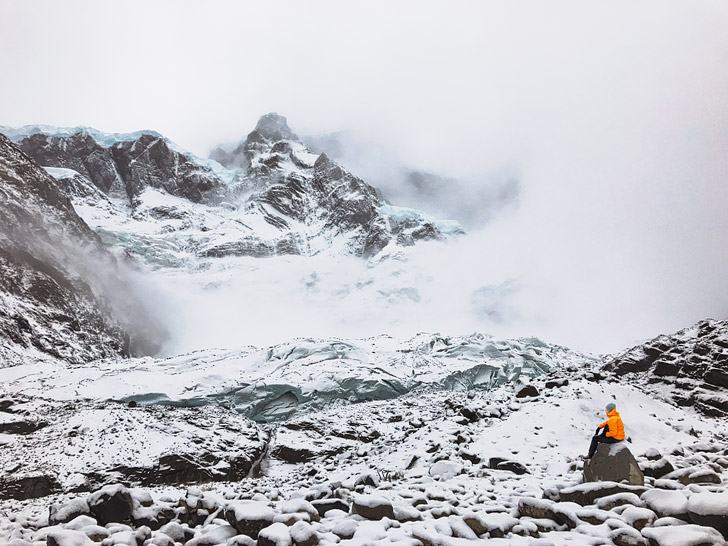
[605,319,728,417]
[211,113,298,171]
[0,135,164,363]
[13,114,462,262]
[217,114,454,257]
[17,131,224,204]
[111,134,224,204]
[18,132,124,195]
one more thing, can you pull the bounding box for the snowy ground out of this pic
[1,365,726,545]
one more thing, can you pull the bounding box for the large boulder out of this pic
[584,442,644,486]
[86,484,134,525]
[688,491,728,539]
[224,501,276,539]
[642,524,726,546]
[351,494,394,520]
[49,498,91,525]
[560,481,647,506]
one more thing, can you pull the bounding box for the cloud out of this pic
[1,1,727,353]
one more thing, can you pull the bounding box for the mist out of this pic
[2,1,728,354]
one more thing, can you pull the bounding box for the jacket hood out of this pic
[607,408,619,417]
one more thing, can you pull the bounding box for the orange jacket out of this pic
[599,408,625,440]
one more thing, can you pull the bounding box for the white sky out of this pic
[1,1,728,353]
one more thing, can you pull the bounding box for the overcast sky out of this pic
[1,1,728,352]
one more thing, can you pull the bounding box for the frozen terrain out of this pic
[1,117,726,545]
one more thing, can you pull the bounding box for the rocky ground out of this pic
[1,363,726,546]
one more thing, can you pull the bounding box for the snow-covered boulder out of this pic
[560,481,647,506]
[224,501,276,539]
[87,484,134,525]
[429,460,463,480]
[49,498,91,525]
[583,442,644,486]
[351,494,394,520]
[688,491,728,539]
[641,489,689,520]
[257,522,293,546]
[642,524,727,546]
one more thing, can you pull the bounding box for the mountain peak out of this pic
[253,112,297,142]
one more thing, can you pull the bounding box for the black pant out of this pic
[588,424,621,457]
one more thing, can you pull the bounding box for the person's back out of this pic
[583,402,624,459]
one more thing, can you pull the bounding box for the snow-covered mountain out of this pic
[9,114,463,263]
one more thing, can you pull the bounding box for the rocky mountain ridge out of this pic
[6,114,463,261]
[604,318,728,418]
[0,134,164,364]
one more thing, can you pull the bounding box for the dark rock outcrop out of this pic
[605,319,728,417]
[0,134,164,362]
[17,131,225,204]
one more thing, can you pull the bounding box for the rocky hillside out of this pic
[14,130,227,204]
[8,114,463,261]
[604,319,728,417]
[0,135,164,364]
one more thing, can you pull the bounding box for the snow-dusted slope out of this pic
[1,371,726,545]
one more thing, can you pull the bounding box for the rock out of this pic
[641,489,689,520]
[545,378,569,389]
[516,498,581,529]
[289,520,319,546]
[644,448,662,461]
[610,527,649,546]
[87,484,134,525]
[351,494,394,520]
[583,442,645,486]
[642,524,726,546]
[332,519,358,539]
[49,498,91,525]
[429,461,463,480]
[46,529,93,546]
[640,457,675,479]
[185,524,238,546]
[688,491,728,539]
[79,525,109,542]
[0,473,61,500]
[157,521,191,543]
[488,457,509,469]
[596,492,644,511]
[130,503,175,530]
[258,522,293,546]
[280,499,320,522]
[515,385,539,398]
[560,482,647,506]
[224,501,276,539]
[684,469,722,485]
[468,513,519,538]
[621,506,657,531]
[310,499,349,517]
[459,407,479,422]
[393,505,422,522]
[496,461,529,475]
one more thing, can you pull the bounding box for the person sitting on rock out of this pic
[583,402,625,460]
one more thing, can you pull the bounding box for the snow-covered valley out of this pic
[0,115,727,545]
